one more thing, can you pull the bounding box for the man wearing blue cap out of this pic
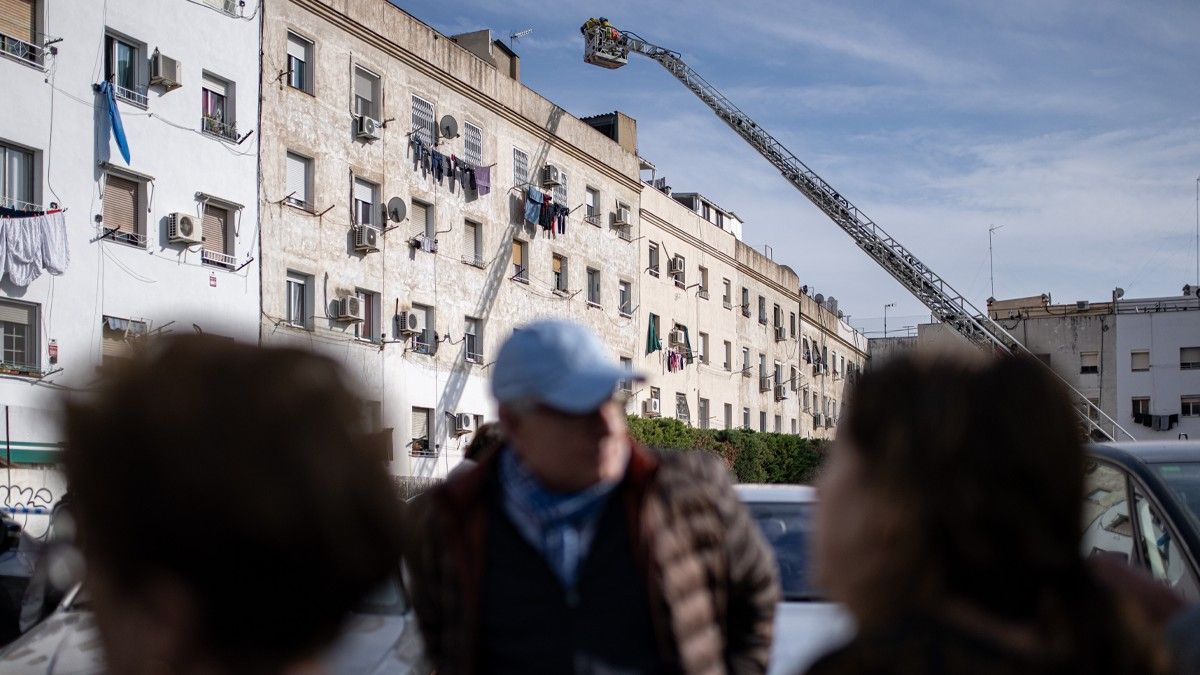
[406,319,779,675]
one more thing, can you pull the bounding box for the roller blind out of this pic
[103,175,138,234]
[512,240,523,267]
[1182,347,1200,367]
[202,204,228,254]
[354,178,374,204]
[286,33,309,60]
[410,201,427,232]
[411,407,429,439]
[1131,351,1149,370]
[0,0,35,43]
[202,75,226,97]
[0,301,33,325]
[285,153,308,203]
[354,69,375,101]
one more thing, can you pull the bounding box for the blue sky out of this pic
[396,0,1200,335]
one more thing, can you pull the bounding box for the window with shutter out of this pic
[511,239,527,281]
[354,68,380,120]
[1080,351,1099,374]
[103,174,141,245]
[286,270,310,329]
[353,178,377,226]
[552,255,567,292]
[0,300,36,370]
[410,407,433,456]
[1182,347,1200,370]
[463,220,481,266]
[587,268,600,305]
[411,95,434,145]
[410,200,432,238]
[464,122,483,166]
[619,280,632,316]
[464,317,482,362]
[201,204,232,267]
[0,0,35,44]
[286,33,312,92]
[285,152,310,208]
[1131,351,1150,372]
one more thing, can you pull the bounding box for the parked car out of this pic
[736,484,854,675]
[0,573,430,674]
[1084,441,1200,602]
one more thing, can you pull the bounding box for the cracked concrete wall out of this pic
[261,0,640,477]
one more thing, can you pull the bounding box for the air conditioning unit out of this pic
[337,296,364,322]
[395,311,419,336]
[669,328,686,346]
[774,325,786,341]
[669,257,685,274]
[454,413,475,435]
[774,384,788,400]
[168,212,203,245]
[759,377,772,392]
[813,413,825,427]
[541,164,563,188]
[614,205,632,227]
[642,398,661,417]
[150,51,182,90]
[356,115,381,141]
[354,225,379,252]
[1076,300,1090,311]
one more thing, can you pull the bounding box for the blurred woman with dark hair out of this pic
[807,353,1168,674]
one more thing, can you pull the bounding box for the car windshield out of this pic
[1152,462,1200,528]
[745,501,817,601]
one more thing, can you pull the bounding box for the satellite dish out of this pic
[439,115,459,140]
[1114,287,1125,299]
[814,293,825,304]
[386,197,407,223]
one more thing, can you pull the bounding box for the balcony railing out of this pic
[202,115,239,141]
[585,211,602,227]
[202,249,237,269]
[697,289,709,300]
[409,439,438,458]
[0,33,51,68]
[0,197,49,212]
[616,225,632,241]
[114,82,149,107]
[460,253,485,268]
[107,229,147,248]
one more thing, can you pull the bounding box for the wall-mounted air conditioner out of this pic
[354,225,379,252]
[356,115,381,141]
[642,398,660,417]
[337,296,364,322]
[168,212,203,245]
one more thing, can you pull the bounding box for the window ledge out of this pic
[286,84,316,97]
[284,200,315,214]
[553,288,571,297]
[0,365,46,379]
[103,232,148,249]
[587,301,602,309]
[511,276,529,285]
[619,312,633,319]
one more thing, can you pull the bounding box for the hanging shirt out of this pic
[525,187,544,226]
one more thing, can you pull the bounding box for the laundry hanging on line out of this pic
[0,209,70,287]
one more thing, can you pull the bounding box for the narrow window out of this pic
[511,239,528,282]
[286,32,313,92]
[285,271,310,329]
[463,121,483,166]
[410,407,434,456]
[1131,350,1150,372]
[552,254,568,292]
[201,203,233,268]
[463,219,482,267]
[201,73,236,140]
[587,267,601,305]
[618,280,632,316]
[103,172,144,246]
[513,147,529,186]
[285,151,312,209]
[411,95,435,145]
[464,317,482,363]
[0,300,38,370]
[353,177,378,227]
[1080,351,1099,374]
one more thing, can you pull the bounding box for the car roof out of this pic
[1090,441,1200,465]
[734,483,817,502]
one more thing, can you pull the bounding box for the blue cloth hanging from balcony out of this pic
[99,81,131,164]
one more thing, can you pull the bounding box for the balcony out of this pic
[202,249,237,269]
[202,115,239,141]
[585,211,602,227]
[697,289,709,300]
[0,197,49,212]
[461,253,485,268]
[114,82,149,107]
[0,32,52,69]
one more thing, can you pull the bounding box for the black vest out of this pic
[478,482,662,675]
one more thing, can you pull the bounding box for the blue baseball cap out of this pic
[491,319,643,414]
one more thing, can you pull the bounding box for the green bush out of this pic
[627,416,829,485]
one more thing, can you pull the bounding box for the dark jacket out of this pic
[404,442,779,675]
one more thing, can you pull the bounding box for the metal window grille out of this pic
[553,170,568,203]
[513,148,529,186]
[464,122,483,166]
[411,95,435,145]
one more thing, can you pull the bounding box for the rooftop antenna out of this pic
[509,28,533,50]
[988,224,1005,299]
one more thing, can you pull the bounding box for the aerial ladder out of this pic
[583,24,1135,442]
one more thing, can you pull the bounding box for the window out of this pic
[511,239,528,282]
[285,151,312,210]
[619,357,633,394]
[759,353,767,380]
[1182,347,1200,370]
[463,121,483,166]
[513,147,529,186]
[649,387,661,412]
[587,267,601,305]
[105,32,146,105]
[201,73,237,140]
[722,279,732,309]
[410,407,435,457]
[618,280,632,317]
[411,200,434,238]
[647,242,660,277]
[353,67,380,121]
[670,255,685,288]
[790,365,798,391]
[773,303,782,328]
[1,142,35,209]
[462,219,483,267]
[699,398,710,430]
[411,95,435,145]
[0,0,40,64]
[723,341,732,371]
[790,312,797,338]
[702,202,711,222]
[791,418,797,434]
[742,346,751,374]
[760,411,767,433]
[821,346,829,372]
[698,266,709,298]
[464,317,482,363]
[724,403,733,430]
[675,393,690,425]
[831,350,839,375]
[286,32,313,92]
[743,407,751,430]
[758,296,767,324]
[1080,351,1099,375]
[774,415,782,434]
[698,332,709,364]
[553,169,568,204]
[741,287,750,317]
[1131,351,1150,372]
[774,362,783,389]
[102,172,144,246]
[803,338,811,363]
[1183,396,1200,417]
[354,289,380,342]
[552,254,569,292]
[201,203,233,268]
[0,300,38,371]
[585,187,600,224]
[353,177,378,227]
[411,304,435,354]
[285,271,310,329]
[1132,397,1151,416]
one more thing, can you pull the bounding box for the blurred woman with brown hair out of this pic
[807,353,1168,674]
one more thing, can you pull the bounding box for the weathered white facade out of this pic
[1114,292,1200,440]
[259,0,642,478]
[0,0,260,500]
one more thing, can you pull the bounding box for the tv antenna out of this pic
[509,28,533,50]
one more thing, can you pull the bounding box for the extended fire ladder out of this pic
[584,25,1134,442]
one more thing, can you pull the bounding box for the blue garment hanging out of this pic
[100,81,131,164]
[524,187,543,226]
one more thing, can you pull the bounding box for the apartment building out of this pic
[0,0,260,519]
[259,0,641,477]
[634,182,867,440]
